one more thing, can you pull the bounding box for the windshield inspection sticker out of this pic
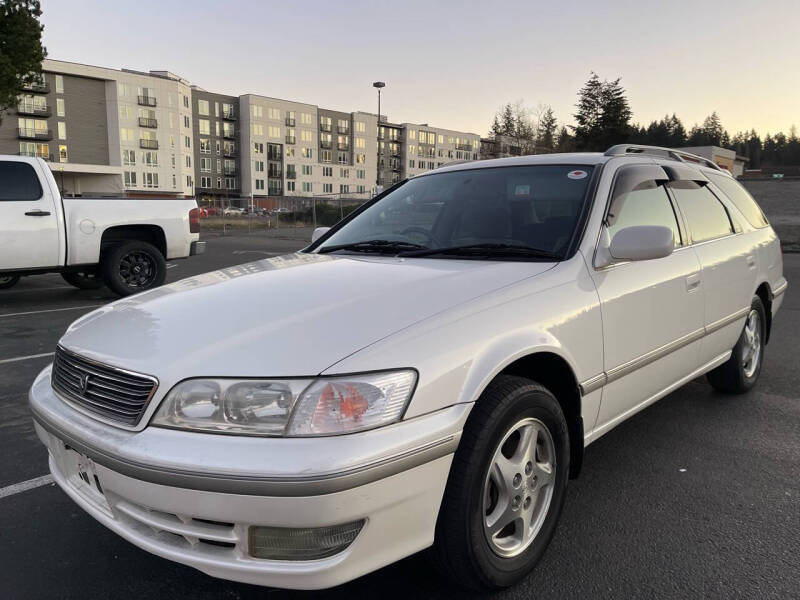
[567,170,588,180]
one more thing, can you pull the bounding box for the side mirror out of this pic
[609,225,674,262]
[311,226,331,243]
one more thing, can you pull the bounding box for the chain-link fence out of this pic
[198,194,370,239]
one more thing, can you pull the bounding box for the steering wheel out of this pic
[400,227,441,246]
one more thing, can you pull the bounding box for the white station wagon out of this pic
[30,145,787,591]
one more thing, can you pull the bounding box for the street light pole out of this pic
[372,81,385,189]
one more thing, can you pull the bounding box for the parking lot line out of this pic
[0,352,54,365]
[0,304,103,319]
[0,474,54,500]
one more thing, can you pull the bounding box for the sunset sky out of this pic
[40,0,799,137]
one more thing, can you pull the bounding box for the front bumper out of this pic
[30,366,468,589]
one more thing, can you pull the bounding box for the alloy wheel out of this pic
[742,309,762,379]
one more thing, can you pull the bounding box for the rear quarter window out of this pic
[706,172,769,228]
[0,161,43,201]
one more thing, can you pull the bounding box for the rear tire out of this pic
[429,375,570,591]
[61,270,104,290]
[707,295,766,394]
[100,240,166,297]
[0,275,21,290]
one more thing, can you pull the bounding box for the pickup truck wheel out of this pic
[707,295,766,394]
[430,375,569,591]
[0,275,21,290]
[61,271,104,290]
[101,241,166,296]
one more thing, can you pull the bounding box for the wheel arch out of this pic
[100,225,167,257]
[755,281,772,344]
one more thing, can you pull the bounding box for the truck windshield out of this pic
[315,165,594,260]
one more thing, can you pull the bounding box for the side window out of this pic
[670,183,733,243]
[706,172,769,228]
[606,185,682,247]
[0,161,43,201]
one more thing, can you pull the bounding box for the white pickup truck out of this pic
[0,156,204,296]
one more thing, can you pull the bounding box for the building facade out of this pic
[1,58,479,202]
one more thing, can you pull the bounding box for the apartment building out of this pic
[191,89,240,201]
[0,59,195,197]
[1,58,480,202]
[377,121,480,188]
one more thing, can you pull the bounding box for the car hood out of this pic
[60,253,555,379]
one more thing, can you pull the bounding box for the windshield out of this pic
[315,165,594,259]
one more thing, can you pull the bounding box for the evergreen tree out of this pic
[572,73,631,150]
[0,0,47,121]
[536,107,558,150]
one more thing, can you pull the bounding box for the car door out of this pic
[590,164,704,435]
[0,159,61,270]
[669,176,756,364]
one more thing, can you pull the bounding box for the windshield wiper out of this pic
[398,243,562,260]
[318,239,428,254]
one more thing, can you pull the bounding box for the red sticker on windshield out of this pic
[567,170,588,180]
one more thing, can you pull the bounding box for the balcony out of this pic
[457,143,472,151]
[17,104,50,117]
[391,148,401,157]
[222,109,236,121]
[285,135,296,145]
[268,169,282,179]
[21,80,49,93]
[320,140,332,149]
[223,147,236,157]
[267,152,282,162]
[337,126,350,134]
[137,95,157,107]
[285,117,295,127]
[223,129,236,139]
[319,123,332,132]
[223,166,236,176]
[286,171,296,180]
[267,184,283,197]
[337,143,350,151]
[138,117,158,128]
[139,139,159,149]
[18,128,52,140]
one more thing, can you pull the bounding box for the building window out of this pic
[301,113,312,125]
[225,178,236,189]
[253,142,264,154]
[321,150,331,163]
[216,177,222,189]
[340,184,349,194]
[55,75,64,94]
[357,185,365,193]
[143,151,158,167]
[183,95,189,108]
[255,179,265,191]
[356,153,365,164]
[123,149,136,166]
[200,138,211,154]
[287,181,295,192]
[323,183,333,194]
[255,160,264,172]
[268,126,280,138]
[198,99,209,116]
[251,105,263,119]
[200,176,211,188]
[266,107,280,120]
[356,169,365,179]
[355,137,366,149]
[302,147,313,159]
[409,159,415,168]
[302,165,312,176]
[185,136,191,148]
[217,159,222,172]
[124,171,137,188]
[301,130,312,142]
[58,122,66,140]
[339,168,349,178]
[323,167,332,177]
[253,124,264,136]
[199,119,210,135]
[56,98,65,117]
[302,182,312,193]
[59,145,68,162]
[201,158,211,173]
[285,146,295,158]
[183,115,190,129]
[355,121,365,133]
[337,152,348,164]
[143,172,159,188]
[185,155,191,168]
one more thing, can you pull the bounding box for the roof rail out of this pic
[604,144,722,172]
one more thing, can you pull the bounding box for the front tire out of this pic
[430,375,570,591]
[100,241,166,296]
[707,295,766,394]
[0,275,21,290]
[61,270,104,290]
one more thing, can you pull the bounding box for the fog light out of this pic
[248,520,365,560]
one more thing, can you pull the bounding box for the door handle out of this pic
[24,210,51,216]
[686,272,701,291]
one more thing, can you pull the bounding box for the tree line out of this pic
[490,72,800,169]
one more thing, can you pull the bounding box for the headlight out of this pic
[151,370,416,436]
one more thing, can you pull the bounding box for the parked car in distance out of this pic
[223,206,244,216]
[30,146,786,591]
[270,207,290,214]
[0,156,204,296]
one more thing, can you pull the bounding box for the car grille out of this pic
[51,346,158,425]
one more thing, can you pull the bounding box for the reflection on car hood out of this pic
[60,253,555,378]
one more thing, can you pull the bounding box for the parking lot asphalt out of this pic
[1,235,798,599]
